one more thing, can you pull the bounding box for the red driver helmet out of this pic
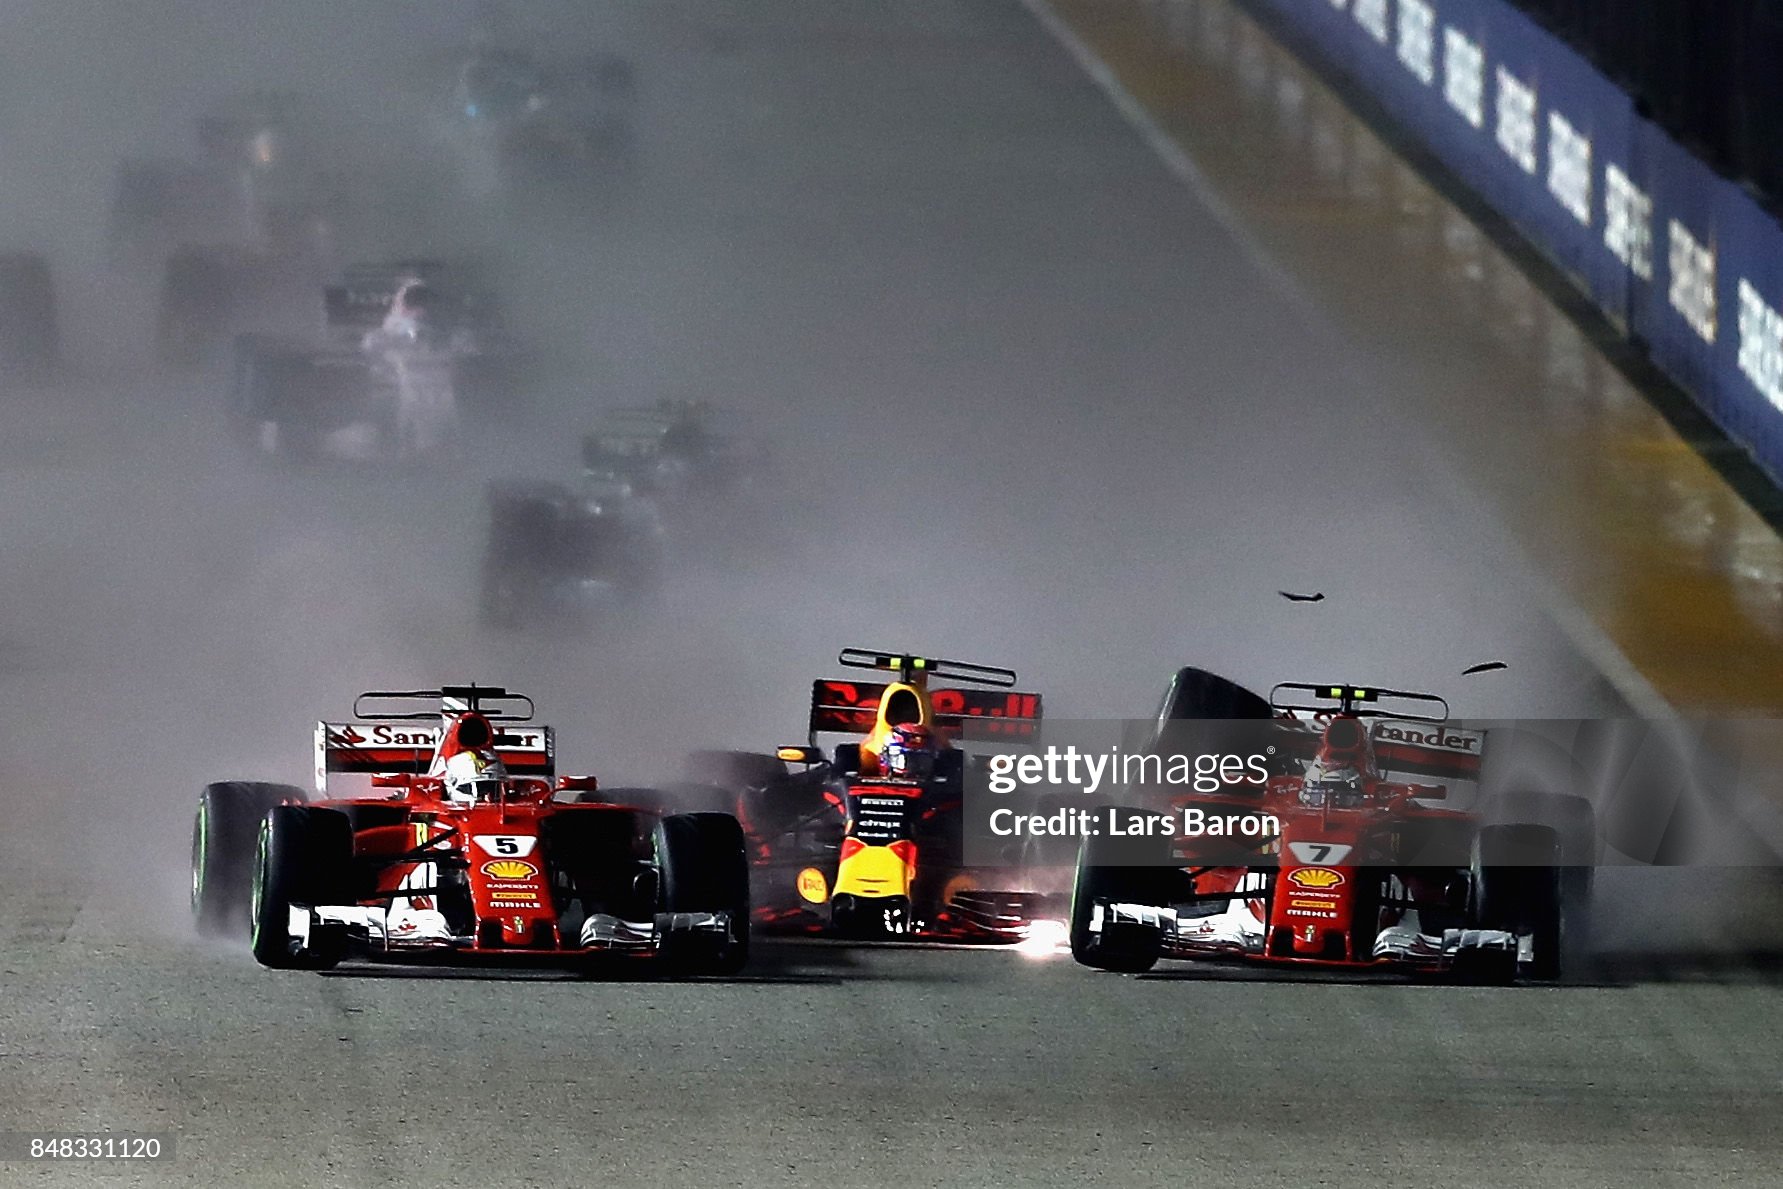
[1301,717,1371,808]
[879,723,940,782]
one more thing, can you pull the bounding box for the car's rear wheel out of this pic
[250,806,352,970]
[655,812,750,975]
[682,750,789,793]
[191,781,305,938]
[544,807,651,920]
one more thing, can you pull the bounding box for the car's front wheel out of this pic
[1069,817,1173,974]
[250,806,352,970]
[655,812,751,975]
[1471,823,1565,981]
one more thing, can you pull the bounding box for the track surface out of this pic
[2,2,1781,1186]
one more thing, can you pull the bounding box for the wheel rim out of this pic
[190,808,207,912]
[249,819,270,950]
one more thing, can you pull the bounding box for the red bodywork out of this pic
[343,776,558,954]
[313,710,656,959]
[1163,713,1480,970]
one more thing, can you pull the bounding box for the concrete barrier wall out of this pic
[1246,0,1783,482]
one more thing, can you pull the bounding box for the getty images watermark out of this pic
[981,743,1282,840]
[958,716,1783,870]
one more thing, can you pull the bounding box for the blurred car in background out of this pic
[478,473,665,630]
[107,92,346,364]
[439,43,636,201]
[581,400,762,514]
[228,258,533,461]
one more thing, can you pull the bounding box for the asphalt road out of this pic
[7,853,1783,1188]
[1,2,1781,1186]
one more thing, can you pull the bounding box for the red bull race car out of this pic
[189,685,749,974]
[1070,670,1596,981]
[695,649,1059,943]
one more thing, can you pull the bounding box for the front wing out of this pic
[1089,896,1521,972]
[287,901,732,962]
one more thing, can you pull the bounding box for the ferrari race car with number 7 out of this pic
[189,685,750,974]
[1070,670,1596,982]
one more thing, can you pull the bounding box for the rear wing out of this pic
[1255,716,1485,794]
[581,404,726,465]
[323,261,503,333]
[352,686,535,722]
[1269,682,1450,723]
[808,680,1042,742]
[314,721,555,795]
[582,424,668,466]
[1369,719,1486,786]
[837,649,1018,688]
[322,283,398,331]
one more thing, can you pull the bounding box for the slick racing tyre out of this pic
[655,812,750,975]
[1489,790,1597,951]
[1069,812,1175,973]
[543,807,654,921]
[1155,667,1274,721]
[682,751,805,839]
[191,781,306,938]
[682,750,790,793]
[250,805,352,970]
[1471,823,1565,981]
[1142,668,1279,775]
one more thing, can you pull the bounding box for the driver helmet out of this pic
[879,723,940,782]
[443,748,510,804]
[1300,759,1365,808]
[379,279,432,342]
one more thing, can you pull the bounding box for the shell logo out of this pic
[1287,867,1344,890]
[482,859,539,881]
[796,867,830,905]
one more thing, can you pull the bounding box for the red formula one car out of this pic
[1070,671,1595,981]
[189,686,749,974]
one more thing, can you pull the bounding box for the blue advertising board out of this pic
[1247,0,1783,483]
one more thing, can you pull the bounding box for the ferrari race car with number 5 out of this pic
[190,686,749,974]
[1071,671,1596,982]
